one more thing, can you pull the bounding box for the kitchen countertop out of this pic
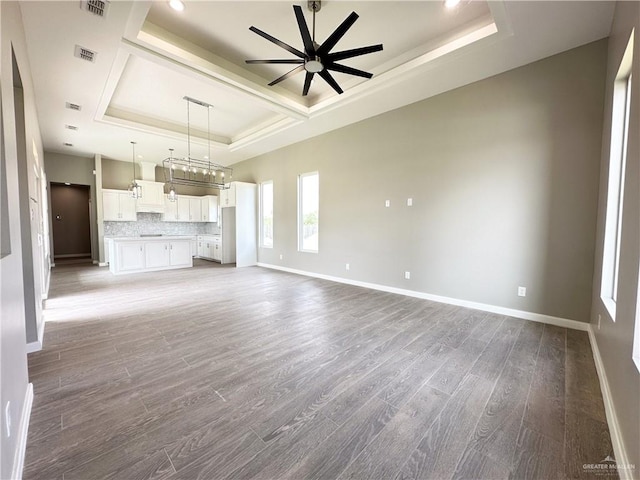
[108,235,196,241]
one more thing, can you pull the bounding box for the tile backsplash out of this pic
[104,213,219,237]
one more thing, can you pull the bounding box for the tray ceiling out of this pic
[19,1,615,167]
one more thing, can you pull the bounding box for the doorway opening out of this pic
[50,182,92,265]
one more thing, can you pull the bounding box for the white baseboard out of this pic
[257,263,589,331]
[98,262,108,267]
[26,339,42,354]
[11,383,33,480]
[26,315,46,353]
[588,327,633,480]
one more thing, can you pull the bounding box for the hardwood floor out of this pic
[24,261,615,480]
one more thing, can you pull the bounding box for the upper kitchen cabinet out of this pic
[201,195,219,222]
[188,197,202,222]
[103,189,136,221]
[163,196,178,221]
[135,181,165,213]
[219,182,237,208]
[162,195,214,222]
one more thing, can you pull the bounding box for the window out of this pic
[260,181,273,248]
[298,172,319,252]
[601,30,634,321]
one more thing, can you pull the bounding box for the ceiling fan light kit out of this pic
[246,0,383,96]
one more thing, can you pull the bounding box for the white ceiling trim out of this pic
[106,1,508,159]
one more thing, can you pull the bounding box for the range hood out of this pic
[136,162,166,213]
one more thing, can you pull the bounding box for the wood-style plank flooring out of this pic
[24,261,615,480]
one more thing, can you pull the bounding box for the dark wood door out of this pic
[50,183,91,258]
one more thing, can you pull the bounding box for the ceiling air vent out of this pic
[80,0,109,18]
[74,45,97,63]
[63,142,74,147]
[65,102,82,111]
[65,125,78,131]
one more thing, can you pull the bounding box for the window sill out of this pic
[601,296,617,322]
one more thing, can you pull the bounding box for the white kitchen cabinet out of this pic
[170,241,192,266]
[189,198,202,222]
[163,197,178,221]
[144,241,170,268]
[196,235,221,261]
[201,195,219,222]
[220,182,256,267]
[116,241,145,272]
[212,236,222,261]
[103,190,136,221]
[109,237,193,274]
[135,181,165,213]
[177,197,190,222]
[219,183,236,208]
[163,195,218,223]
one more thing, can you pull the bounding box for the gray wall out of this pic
[590,1,640,469]
[0,1,47,477]
[101,157,219,197]
[44,152,98,262]
[232,39,607,323]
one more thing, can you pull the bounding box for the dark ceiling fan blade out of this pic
[268,64,306,86]
[318,69,344,95]
[249,26,306,58]
[328,44,383,62]
[246,59,305,64]
[293,5,315,55]
[325,63,373,79]
[302,72,314,96]
[317,12,359,56]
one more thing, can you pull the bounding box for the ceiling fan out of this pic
[245,1,383,96]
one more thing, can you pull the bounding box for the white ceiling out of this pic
[19,1,615,168]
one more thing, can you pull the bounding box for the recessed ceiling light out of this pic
[64,182,71,186]
[169,0,184,11]
[444,0,461,8]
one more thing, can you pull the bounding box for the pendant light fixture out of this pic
[166,149,177,202]
[163,96,232,190]
[128,141,142,199]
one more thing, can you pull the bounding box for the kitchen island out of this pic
[108,236,194,275]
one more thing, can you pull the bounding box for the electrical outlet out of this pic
[279,254,283,260]
[345,263,350,271]
[385,200,390,207]
[404,271,411,280]
[407,198,413,207]
[4,402,10,438]
[517,286,526,297]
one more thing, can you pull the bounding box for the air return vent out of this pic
[65,102,82,111]
[74,45,97,63]
[63,142,74,147]
[80,0,109,17]
[65,125,78,131]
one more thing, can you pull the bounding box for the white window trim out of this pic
[601,29,634,322]
[259,180,273,249]
[298,171,319,254]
